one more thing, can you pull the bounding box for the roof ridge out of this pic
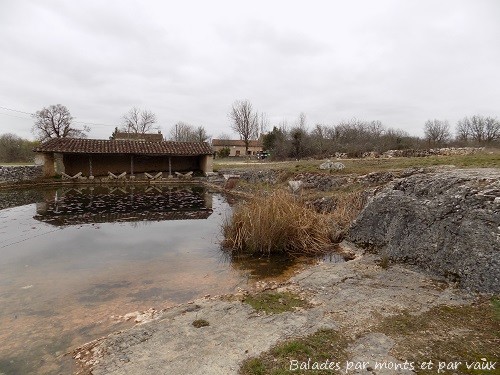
[34,138,213,156]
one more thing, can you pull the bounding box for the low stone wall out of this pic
[381,147,484,158]
[216,169,284,184]
[348,169,500,293]
[0,165,43,183]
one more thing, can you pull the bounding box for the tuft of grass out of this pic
[326,191,365,242]
[240,329,351,375]
[222,190,337,255]
[243,291,308,314]
[377,254,391,269]
[192,319,210,328]
[371,299,500,374]
[492,297,500,320]
[240,358,268,375]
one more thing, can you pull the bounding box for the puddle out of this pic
[0,184,336,375]
[320,252,349,263]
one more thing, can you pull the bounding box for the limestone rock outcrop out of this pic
[348,169,500,293]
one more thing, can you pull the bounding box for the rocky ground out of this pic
[70,167,498,374]
[0,165,42,183]
[72,243,483,375]
[349,169,500,294]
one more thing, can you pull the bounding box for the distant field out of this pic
[214,149,500,174]
[0,162,35,166]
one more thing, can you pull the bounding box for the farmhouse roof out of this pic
[34,138,213,156]
[211,139,263,147]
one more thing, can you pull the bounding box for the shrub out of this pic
[217,147,230,158]
[222,190,335,255]
[192,319,209,328]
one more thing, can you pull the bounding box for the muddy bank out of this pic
[73,243,477,375]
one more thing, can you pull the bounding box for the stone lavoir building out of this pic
[34,138,213,178]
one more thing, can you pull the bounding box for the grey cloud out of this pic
[1,0,499,140]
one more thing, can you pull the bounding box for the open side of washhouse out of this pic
[34,138,213,179]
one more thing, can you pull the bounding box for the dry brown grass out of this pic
[326,191,366,242]
[222,190,364,256]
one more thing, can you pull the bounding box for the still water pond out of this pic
[0,185,317,375]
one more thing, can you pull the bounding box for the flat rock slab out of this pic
[76,247,473,375]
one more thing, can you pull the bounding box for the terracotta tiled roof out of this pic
[35,210,213,226]
[212,139,263,147]
[34,138,213,156]
[111,132,164,141]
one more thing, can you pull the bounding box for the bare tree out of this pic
[456,118,471,142]
[217,133,231,140]
[368,120,385,137]
[122,107,157,134]
[424,119,451,146]
[194,125,210,142]
[0,133,37,162]
[484,116,500,142]
[170,122,193,141]
[469,115,485,143]
[229,100,259,155]
[311,124,327,155]
[456,115,500,144]
[290,112,310,158]
[170,122,210,142]
[32,104,89,141]
[257,112,270,138]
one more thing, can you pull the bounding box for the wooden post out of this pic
[89,156,93,177]
[131,155,134,176]
[168,156,172,177]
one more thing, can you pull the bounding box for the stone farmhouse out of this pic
[211,139,263,156]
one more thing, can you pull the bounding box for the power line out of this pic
[0,112,32,120]
[0,105,118,127]
[0,106,33,115]
[73,120,117,127]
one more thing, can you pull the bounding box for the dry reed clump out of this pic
[326,191,366,242]
[222,190,336,256]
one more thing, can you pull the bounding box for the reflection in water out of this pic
[224,252,301,279]
[225,251,347,280]
[34,185,213,226]
[0,185,317,375]
[0,185,347,375]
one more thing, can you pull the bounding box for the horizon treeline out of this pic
[0,133,39,163]
[260,114,500,159]
[1,114,499,163]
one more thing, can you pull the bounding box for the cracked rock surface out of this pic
[75,246,473,375]
[348,169,500,293]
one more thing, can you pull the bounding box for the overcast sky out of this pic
[1,0,499,141]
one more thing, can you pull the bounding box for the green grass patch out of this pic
[372,299,500,374]
[240,299,500,375]
[243,291,308,314]
[0,162,35,166]
[214,152,500,175]
[240,329,350,375]
[192,319,210,328]
[491,297,500,320]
